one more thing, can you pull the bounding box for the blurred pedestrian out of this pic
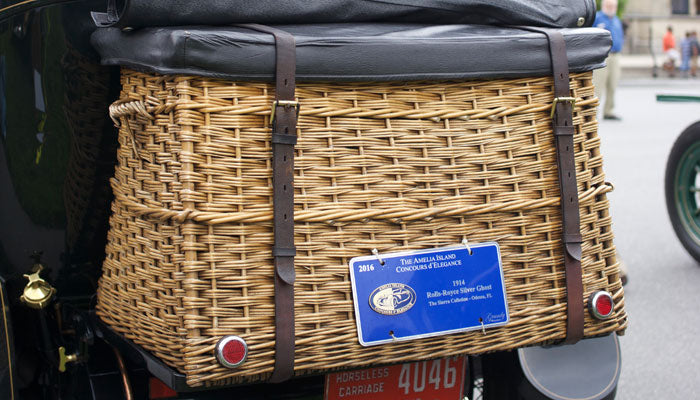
[663,26,680,77]
[680,31,692,77]
[593,0,624,121]
[691,31,699,77]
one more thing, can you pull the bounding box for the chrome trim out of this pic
[215,336,248,369]
[588,291,614,320]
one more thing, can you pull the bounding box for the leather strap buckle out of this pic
[270,100,300,126]
[550,96,577,118]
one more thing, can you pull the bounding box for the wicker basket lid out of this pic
[92,24,611,82]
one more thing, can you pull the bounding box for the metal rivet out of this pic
[577,17,585,27]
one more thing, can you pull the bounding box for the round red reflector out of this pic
[216,336,248,368]
[588,291,614,319]
[595,295,613,316]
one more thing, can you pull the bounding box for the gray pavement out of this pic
[597,79,700,399]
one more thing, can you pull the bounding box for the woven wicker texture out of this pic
[62,45,117,253]
[97,69,627,387]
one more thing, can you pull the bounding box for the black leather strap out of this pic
[90,0,119,27]
[519,27,584,344]
[238,23,298,383]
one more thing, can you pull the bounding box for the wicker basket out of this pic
[97,69,627,387]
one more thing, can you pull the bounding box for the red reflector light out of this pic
[216,336,248,368]
[588,291,614,319]
[596,295,613,315]
[149,377,177,399]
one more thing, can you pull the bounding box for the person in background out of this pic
[680,31,692,78]
[593,0,629,285]
[593,0,624,121]
[691,31,699,78]
[663,26,680,77]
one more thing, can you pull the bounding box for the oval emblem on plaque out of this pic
[369,283,417,315]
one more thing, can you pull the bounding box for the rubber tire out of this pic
[665,121,700,263]
[479,351,524,400]
[479,351,617,400]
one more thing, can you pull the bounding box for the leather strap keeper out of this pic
[554,126,576,136]
[272,132,299,145]
[273,246,298,257]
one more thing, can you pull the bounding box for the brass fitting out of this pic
[58,346,78,372]
[20,264,56,309]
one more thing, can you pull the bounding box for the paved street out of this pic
[599,78,700,399]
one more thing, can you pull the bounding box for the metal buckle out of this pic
[550,96,576,118]
[270,100,300,126]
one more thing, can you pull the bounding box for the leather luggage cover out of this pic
[92,24,611,82]
[93,0,596,29]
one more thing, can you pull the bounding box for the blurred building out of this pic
[624,0,700,54]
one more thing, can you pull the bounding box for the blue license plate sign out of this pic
[349,243,509,346]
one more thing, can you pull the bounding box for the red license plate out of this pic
[324,356,467,400]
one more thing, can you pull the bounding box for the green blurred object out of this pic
[656,94,700,103]
[595,0,627,18]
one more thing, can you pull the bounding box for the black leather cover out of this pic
[94,0,596,29]
[91,24,611,82]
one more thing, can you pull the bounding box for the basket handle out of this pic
[108,100,157,161]
[109,99,155,123]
